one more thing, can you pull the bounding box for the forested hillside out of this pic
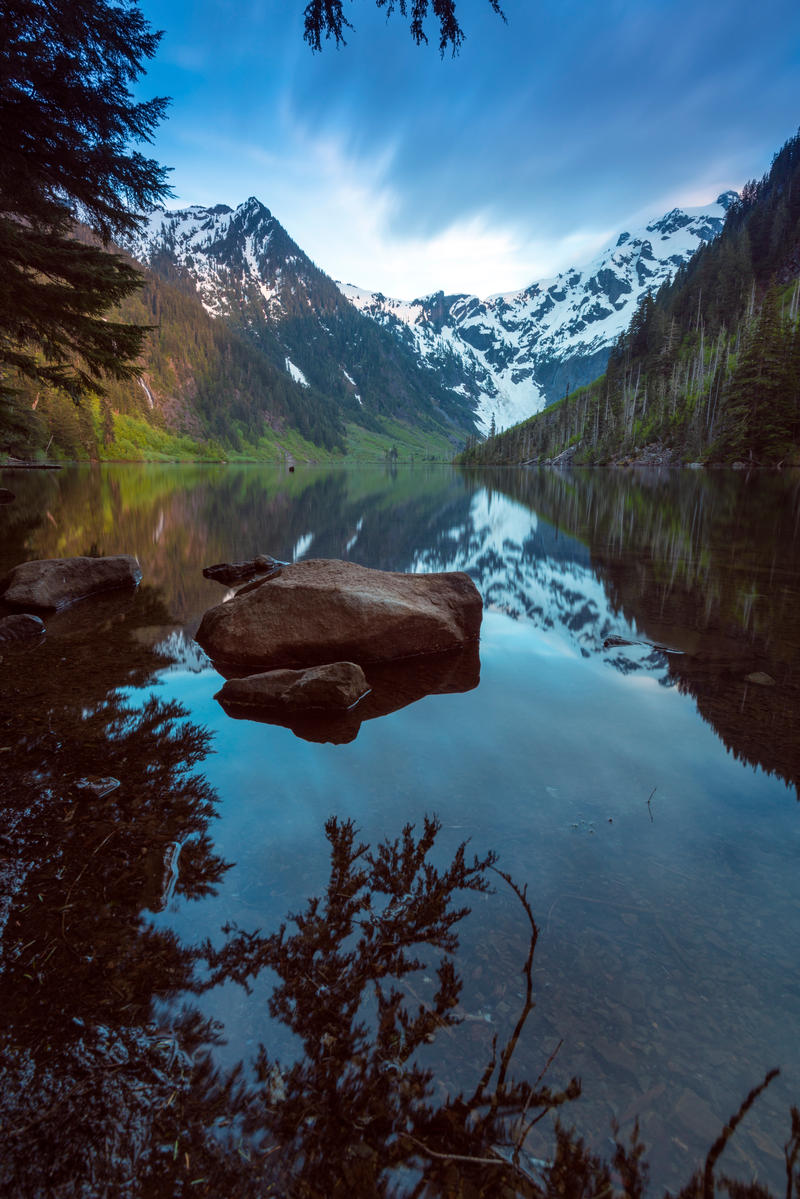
[130,201,478,439]
[1,204,480,463]
[0,250,351,461]
[459,131,800,467]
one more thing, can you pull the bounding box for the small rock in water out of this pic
[0,488,15,503]
[745,671,775,686]
[0,555,142,611]
[75,776,121,799]
[673,1087,721,1141]
[216,661,369,713]
[0,613,46,644]
[202,554,285,585]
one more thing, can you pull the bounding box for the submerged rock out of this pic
[202,554,285,585]
[216,661,369,713]
[0,555,142,612]
[0,488,14,503]
[196,558,482,669]
[0,613,46,644]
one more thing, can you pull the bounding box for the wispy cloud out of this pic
[139,0,800,295]
[164,122,618,296]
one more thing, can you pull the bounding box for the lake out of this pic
[1,463,799,1196]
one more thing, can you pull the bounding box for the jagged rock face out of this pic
[339,192,737,435]
[195,558,483,669]
[131,198,331,322]
[128,201,479,441]
[129,190,736,443]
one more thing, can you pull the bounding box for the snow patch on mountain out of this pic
[129,190,736,443]
[285,357,309,387]
[338,193,736,435]
[130,199,292,321]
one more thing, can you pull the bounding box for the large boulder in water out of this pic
[0,555,142,612]
[195,558,482,669]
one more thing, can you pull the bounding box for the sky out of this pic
[134,0,800,299]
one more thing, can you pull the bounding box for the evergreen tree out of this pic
[458,130,800,468]
[719,286,791,461]
[303,0,505,55]
[0,0,169,413]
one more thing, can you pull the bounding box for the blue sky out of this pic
[135,0,800,298]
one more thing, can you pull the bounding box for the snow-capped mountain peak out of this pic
[336,192,736,435]
[129,198,314,320]
[125,198,481,442]
[126,189,736,442]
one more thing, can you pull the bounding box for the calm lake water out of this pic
[1,463,799,1196]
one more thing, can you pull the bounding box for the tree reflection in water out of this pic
[201,814,582,1196]
[0,586,252,1195]
[1,565,799,1194]
[200,818,800,1199]
[459,466,800,795]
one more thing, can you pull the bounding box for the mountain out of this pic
[459,130,800,467]
[0,184,755,464]
[338,194,736,434]
[128,199,480,451]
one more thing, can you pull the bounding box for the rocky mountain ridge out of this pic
[128,199,480,449]
[338,192,737,434]
[126,190,737,449]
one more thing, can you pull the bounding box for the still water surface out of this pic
[1,463,799,1195]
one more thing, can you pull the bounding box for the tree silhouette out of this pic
[303,0,506,55]
[0,585,251,1196]
[0,0,170,406]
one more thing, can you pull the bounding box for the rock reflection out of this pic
[215,642,481,743]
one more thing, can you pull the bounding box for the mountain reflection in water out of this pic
[461,466,800,794]
[2,462,800,1195]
